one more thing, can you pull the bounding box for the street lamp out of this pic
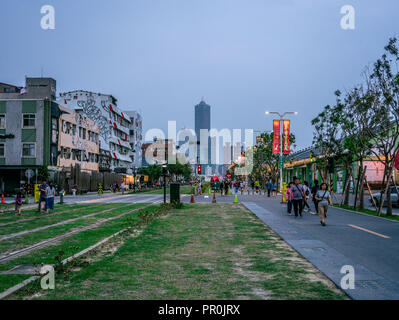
[265,111,298,196]
[162,164,167,204]
[132,166,137,193]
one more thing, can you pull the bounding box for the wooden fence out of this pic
[51,164,123,194]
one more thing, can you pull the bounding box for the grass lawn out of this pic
[334,204,399,221]
[0,203,146,256]
[129,184,193,195]
[0,274,32,293]
[19,203,346,300]
[0,204,159,274]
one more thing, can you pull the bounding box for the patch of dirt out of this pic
[250,288,273,300]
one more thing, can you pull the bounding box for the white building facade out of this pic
[125,111,143,168]
[57,91,132,173]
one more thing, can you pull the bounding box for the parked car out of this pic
[370,186,399,207]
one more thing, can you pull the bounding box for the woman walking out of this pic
[314,183,332,226]
[302,181,312,212]
[285,182,294,215]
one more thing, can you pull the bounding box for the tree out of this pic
[138,165,162,184]
[350,38,399,215]
[252,131,296,186]
[167,161,192,181]
[37,165,50,182]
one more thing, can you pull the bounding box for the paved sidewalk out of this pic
[242,199,399,300]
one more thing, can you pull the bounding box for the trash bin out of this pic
[170,183,180,204]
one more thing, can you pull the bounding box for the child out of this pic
[285,182,294,215]
[15,192,23,216]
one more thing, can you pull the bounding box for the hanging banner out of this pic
[282,120,290,154]
[272,120,280,154]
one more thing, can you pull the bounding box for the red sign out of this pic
[226,172,232,179]
[272,120,280,154]
[395,150,399,170]
[282,120,290,154]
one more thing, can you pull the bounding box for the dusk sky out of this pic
[1,0,399,149]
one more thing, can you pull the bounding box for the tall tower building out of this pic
[194,99,211,171]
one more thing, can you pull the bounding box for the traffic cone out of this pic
[233,194,238,203]
[228,188,231,195]
[212,192,217,203]
[208,188,211,195]
[190,194,195,203]
[1,194,5,204]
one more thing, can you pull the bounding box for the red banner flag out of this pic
[283,120,290,154]
[272,120,280,154]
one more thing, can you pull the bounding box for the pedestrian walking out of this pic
[224,180,229,196]
[254,180,260,194]
[311,179,320,214]
[291,177,305,217]
[302,181,312,212]
[314,183,332,226]
[15,192,23,216]
[285,182,294,215]
[272,183,277,196]
[266,179,272,197]
[38,180,48,213]
[234,181,239,194]
[239,181,244,194]
[45,183,56,214]
[121,182,125,195]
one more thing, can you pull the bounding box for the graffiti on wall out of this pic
[77,99,110,144]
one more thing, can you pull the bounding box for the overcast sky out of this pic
[1,0,399,150]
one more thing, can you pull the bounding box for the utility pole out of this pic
[162,164,167,204]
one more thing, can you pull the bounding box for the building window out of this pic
[0,143,4,157]
[22,143,35,157]
[0,115,5,129]
[23,114,35,128]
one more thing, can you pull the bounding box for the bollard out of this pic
[212,192,217,203]
[190,194,195,203]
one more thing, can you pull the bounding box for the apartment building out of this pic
[125,110,143,168]
[57,105,100,172]
[0,77,60,193]
[57,91,132,173]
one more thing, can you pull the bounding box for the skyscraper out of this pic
[194,99,211,170]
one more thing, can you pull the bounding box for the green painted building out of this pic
[0,78,61,194]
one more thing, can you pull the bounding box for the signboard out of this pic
[144,175,149,182]
[282,120,290,154]
[226,172,232,179]
[279,156,284,169]
[395,150,399,170]
[272,120,280,154]
[34,184,40,203]
[25,169,34,179]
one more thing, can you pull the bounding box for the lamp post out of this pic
[162,164,167,204]
[132,166,137,193]
[265,111,298,195]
